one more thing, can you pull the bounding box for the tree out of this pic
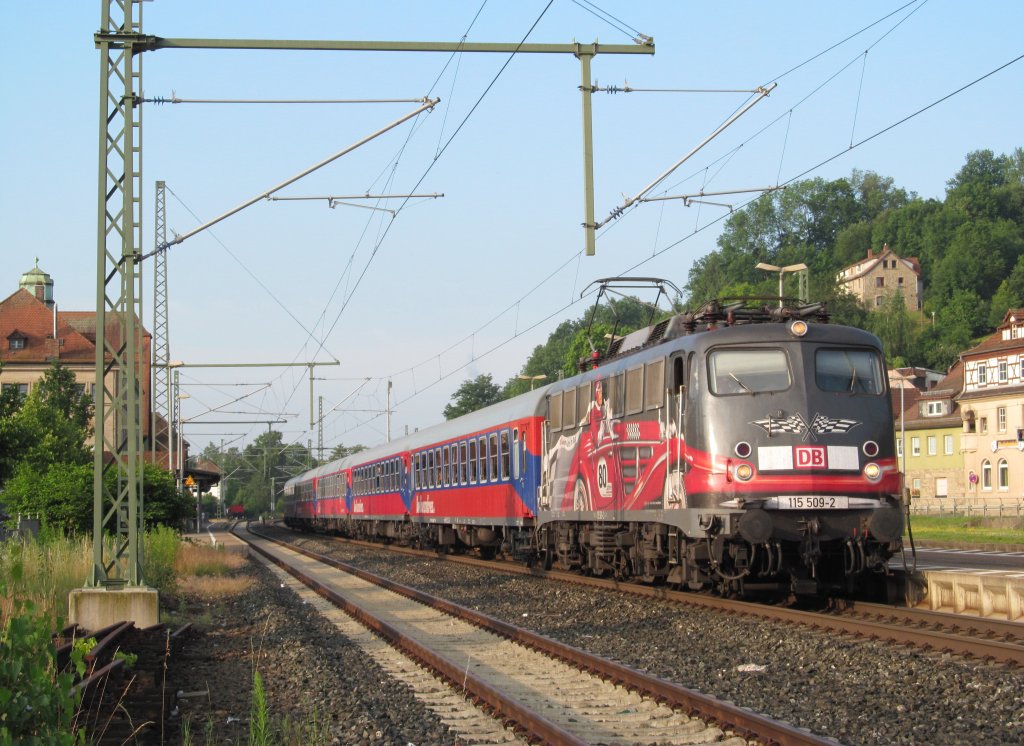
[329,443,368,461]
[1,462,92,534]
[443,374,504,420]
[867,291,915,363]
[135,463,193,529]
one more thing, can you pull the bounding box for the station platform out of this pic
[183,520,250,554]
[920,568,1024,621]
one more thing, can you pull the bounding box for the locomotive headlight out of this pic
[789,320,809,337]
[734,463,754,481]
[863,462,882,482]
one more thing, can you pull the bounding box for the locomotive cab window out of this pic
[709,349,790,395]
[815,348,883,394]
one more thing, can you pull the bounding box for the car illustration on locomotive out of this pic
[284,287,920,602]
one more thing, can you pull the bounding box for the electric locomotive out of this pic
[537,298,909,600]
[284,296,916,602]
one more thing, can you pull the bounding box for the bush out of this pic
[143,525,180,596]
[0,589,82,745]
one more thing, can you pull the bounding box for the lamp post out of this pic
[755,262,808,307]
[518,374,548,390]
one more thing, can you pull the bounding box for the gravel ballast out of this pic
[166,557,462,745]
[280,532,1024,746]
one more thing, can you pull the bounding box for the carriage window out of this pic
[435,448,443,486]
[489,433,499,481]
[709,349,791,395]
[468,439,478,483]
[625,365,644,415]
[500,430,511,480]
[645,359,665,409]
[815,349,883,394]
[577,383,591,423]
[512,428,520,479]
[459,442,468,484]
[548,391,562,431]
[478,436,488,480]
[443,446,451,486]
[562,387,578,429]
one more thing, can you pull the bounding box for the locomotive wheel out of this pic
[572,478,589,511]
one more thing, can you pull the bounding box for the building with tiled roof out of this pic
[956,309,1024,502]
[893,363,966,502]
[0,263,153,453]
[836,244,922,311]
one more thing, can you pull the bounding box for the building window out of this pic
[944,434,954,455]
[999,407,1007,432]
[876,277,885,288]
[875,296,883,307]
[896,439,903,457]
[911,437,920,456]
[998,459,1009,490]
[8,338,25,350]
[978,364,987,385]
[1,383,28,395]
[980,417,988,434]
[926,401,943,416]
[999,360,1008,382]
[927,436,936,456]
[982,460,992,490]
[912,477,921,494]
[898,276,904,286]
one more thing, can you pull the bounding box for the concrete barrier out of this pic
[924,569,1024,621]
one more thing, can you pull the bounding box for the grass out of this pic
[0,534,93,626]
[907,514,1024,546]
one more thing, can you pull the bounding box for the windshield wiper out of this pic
[729,372,753,394]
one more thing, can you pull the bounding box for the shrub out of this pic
[0,588,82,744]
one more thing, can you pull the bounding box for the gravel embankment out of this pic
[166,558,461,746]
[283,532,1024,746]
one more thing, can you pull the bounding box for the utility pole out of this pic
[152,181,169,460]
[82,8,652,628]
[318,395,324,462]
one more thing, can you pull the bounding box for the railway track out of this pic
[240,524,831,745]
[272,526,1024,667]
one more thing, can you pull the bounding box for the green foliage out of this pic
[134,463,194,529]
[443,374,505,420]
[143,525,181,596]
[328,443,367,461]
[200,431,310,516]
[0,589,82,745]
[562,323,616,378]
[1,463,92,535]
[865,291,916,363]
[249,669,270,746]
[679,149,1024,372]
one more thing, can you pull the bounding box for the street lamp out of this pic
[755,262,808,308]
[518,374,548,390]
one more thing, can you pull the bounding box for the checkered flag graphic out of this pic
[751,413,807,436]
[810,414,860,434]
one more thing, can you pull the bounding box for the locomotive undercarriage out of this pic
[534,517,907,600]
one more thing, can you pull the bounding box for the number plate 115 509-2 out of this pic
[766,496,850,509]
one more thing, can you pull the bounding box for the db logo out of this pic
[794,446,826,469]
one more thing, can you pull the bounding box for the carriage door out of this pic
[665,353,687,508]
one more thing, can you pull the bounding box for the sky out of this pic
[1,1,1022,459]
